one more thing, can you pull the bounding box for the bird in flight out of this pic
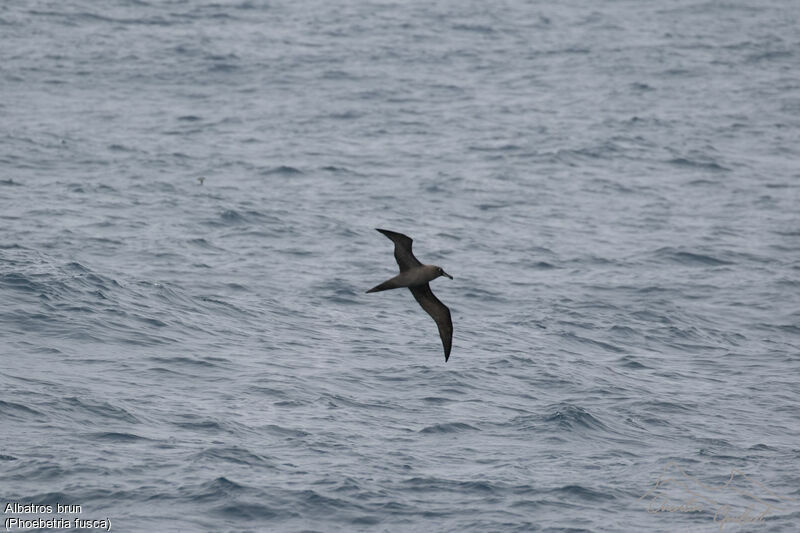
[366,229,454,362]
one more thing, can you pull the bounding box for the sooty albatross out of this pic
[366,229,454,362]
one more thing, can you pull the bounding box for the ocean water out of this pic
[2,0,799,531]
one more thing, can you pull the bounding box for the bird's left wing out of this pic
[376,229,422,272]
[409,283,452,362]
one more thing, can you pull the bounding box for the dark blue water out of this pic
[2,1,799,531]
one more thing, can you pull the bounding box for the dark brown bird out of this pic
[366,229,454,362]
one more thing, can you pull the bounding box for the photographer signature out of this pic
[638,462,795,530]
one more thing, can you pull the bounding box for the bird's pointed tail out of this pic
[366,277,402,293]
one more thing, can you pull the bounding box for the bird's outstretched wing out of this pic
[376,228,422,272]
[409,283,452,362]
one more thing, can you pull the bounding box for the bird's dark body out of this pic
[366,229,454,362]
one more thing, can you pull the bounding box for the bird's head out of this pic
[435,266,453,280]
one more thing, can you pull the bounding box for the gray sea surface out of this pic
[2,0,799,531]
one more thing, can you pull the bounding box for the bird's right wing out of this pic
[376,228,422,272]
[409,283,452,362]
